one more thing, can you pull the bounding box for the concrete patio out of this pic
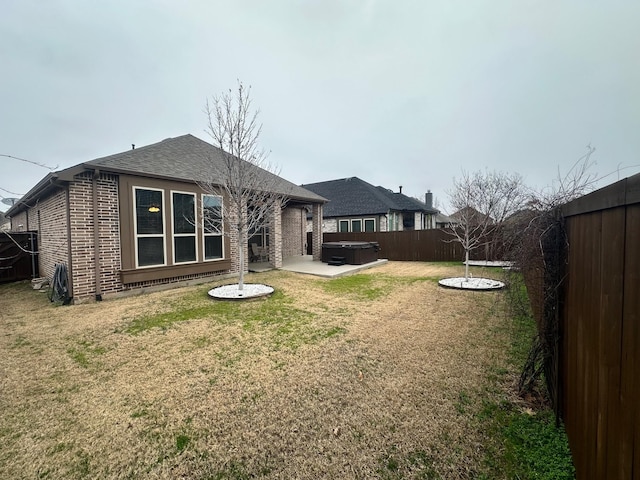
[249,255,388,278]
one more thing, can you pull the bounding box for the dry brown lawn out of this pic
[0,261,513,479]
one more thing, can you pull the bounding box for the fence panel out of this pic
[309,229,467,262]
[555,174,640,480]
[0,231,38,283]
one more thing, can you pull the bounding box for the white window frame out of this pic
[364,218,376,232]
[171,190,198,265]
[133,186,167,269]
[339,219,350,233]
[202,194,224,261]
[351,219,362,233]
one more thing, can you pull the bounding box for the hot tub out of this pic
[321,241,380,265]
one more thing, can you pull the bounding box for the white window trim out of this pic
[133,186,167,269]
[364,218,376,232]
[202,193,224,261]
[171,190,198,265]
[350,218,362,232]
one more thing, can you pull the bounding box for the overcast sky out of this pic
[1,0,639,213]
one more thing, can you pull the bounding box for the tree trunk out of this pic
[238,229,245,292]
[465,249,470,281]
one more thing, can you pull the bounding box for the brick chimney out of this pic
[425,190,433,208]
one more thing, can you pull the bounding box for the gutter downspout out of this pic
[65,187,74,301]
[92,169,102,301]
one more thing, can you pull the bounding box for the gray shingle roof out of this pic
[85,134,325,203]
[301,177,437,218]
[6,135,325,217]
[374,186,439,214]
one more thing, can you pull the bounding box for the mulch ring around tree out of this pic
[438,277,505,290]
[208,283,275,300]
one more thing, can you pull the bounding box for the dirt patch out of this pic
[0,261,511,479]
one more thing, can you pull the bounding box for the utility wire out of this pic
[0,154,58,171]
[1,231,39,254]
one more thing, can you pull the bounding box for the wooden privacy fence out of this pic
[0,231,38,283]
[307,229,468,262]
[524,173,640,480]
[558,175,640,480]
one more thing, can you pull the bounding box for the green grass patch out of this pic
[480,403,574,479]
[175,434,190,453]
[377,448,440,479]
[124,289,345,351]
[321,273,433,300]
[477,272,575,479]
[67,340,106,368]
[321,274,385,300]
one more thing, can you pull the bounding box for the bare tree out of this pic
[507,146,597,410]
[198,81,287,293]
[447,170,527,280]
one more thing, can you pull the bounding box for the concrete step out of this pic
[328,256,346,266]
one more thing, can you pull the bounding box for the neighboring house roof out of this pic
[301,177,438,218]
[450,206,494,224]
[435,212,459,226]
[7,134,325,217]
[374,186,439,215]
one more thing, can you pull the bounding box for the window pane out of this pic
[248,233,263,247]
[137,237,164,266]
[339,220,349,233]
[365,219,375,232]
[174,236,196,263]
[205,236,223,260]
[203,195,222,234]
[136,189,163,234]
[352,220,362,233]
[173,193,195,234]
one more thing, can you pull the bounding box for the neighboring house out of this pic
[450,206,494,225]
[435,212,459,229]
[301,177,439,233]
[5,134,326,303]
[0,211,10,231]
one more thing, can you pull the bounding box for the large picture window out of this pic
[203,194,223,260]
[172,192,197,264]
[134,187,165,267]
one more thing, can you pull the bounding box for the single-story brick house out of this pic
[5,134,326,303]
[301,177,439,233]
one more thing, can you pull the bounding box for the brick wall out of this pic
[65,172,122,300]
[10,211,28,232]
[311,204,323,260]
[226,200,244,274]
[68,173,98,299]
[281,206,306,258]
[96,174,121,294]
[32,189,69,280]
[269,200,283,268]
[8,190,70,283]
